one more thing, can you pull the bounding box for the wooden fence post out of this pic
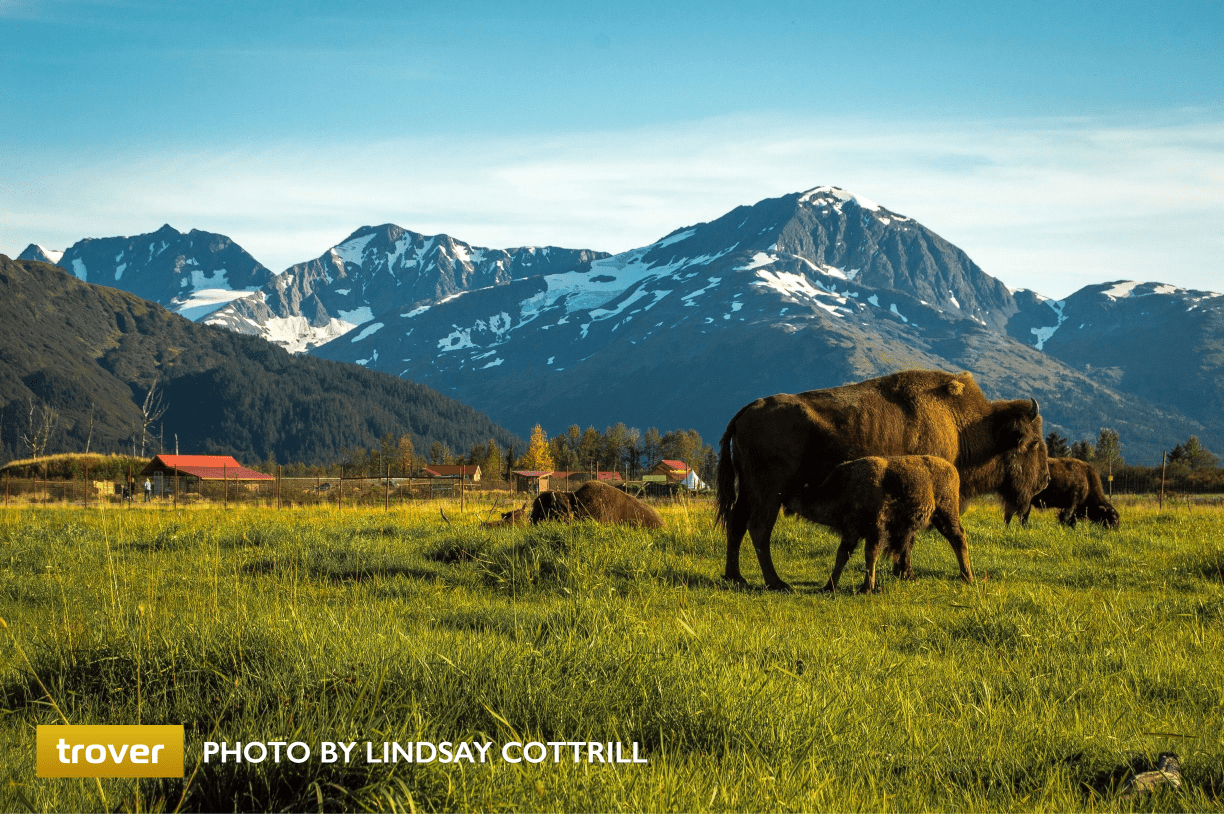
[84,464,89,509]
[223,463,228,509]
[173,465,179,510]
[338,466,344,511]
[128,463,132,509]
[277,465,282,510]
[1159,452,1167,510]
[385,462,390,513]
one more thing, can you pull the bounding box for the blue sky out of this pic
[2,0,1221,298]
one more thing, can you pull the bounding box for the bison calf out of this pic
[482,503,529,528]
[1006,457,1121,529]
[784,455,972,593]
[531,481,663,528]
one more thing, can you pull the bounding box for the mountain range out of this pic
[0,255,521,465]
[17,186,1224,463]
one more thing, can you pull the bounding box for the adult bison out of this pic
[1005,457,1120,529]
[531,481,664,528]
[716,370,1049,591]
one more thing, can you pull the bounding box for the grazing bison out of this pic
[1005,457,1121,529]
[785,455,969,593]
[482,503,529,528]
[717,370,1049,591]
[531,481,664,528]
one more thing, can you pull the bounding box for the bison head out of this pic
[994,398,1050,519]
[1086,502,1121,529]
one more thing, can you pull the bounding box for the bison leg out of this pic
[822,532,859,592]
[931,510,974,583]
[859,531,886,594]
[722,497,753,586]
[892,533,917,580]
[747,505,790,591]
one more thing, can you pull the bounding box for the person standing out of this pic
[144,478,153,502]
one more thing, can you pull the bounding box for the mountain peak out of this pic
[798,185,882,212]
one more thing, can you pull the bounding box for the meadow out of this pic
[0,495,1221,812]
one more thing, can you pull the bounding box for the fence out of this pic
[0,469,524,511]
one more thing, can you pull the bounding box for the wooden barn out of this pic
[139,454,273,494]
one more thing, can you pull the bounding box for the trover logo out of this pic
[37,725,184,778]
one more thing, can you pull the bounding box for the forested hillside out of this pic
[0,256,522,465]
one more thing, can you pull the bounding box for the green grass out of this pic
[1,497,1222,812]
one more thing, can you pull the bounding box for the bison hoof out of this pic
[765,580,793,593]
[820,581,837,593]
[722,573,749,589]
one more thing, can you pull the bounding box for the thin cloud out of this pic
[3,112,1221,299]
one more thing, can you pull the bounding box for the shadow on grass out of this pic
[243,554,445,584]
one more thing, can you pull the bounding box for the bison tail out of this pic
[715,422,737,529]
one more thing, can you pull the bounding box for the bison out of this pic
[785,455,969,593]
[530,481,664,528]
[482,503,529,528]
[1005,457,1121,529]
[717,370,1049,591]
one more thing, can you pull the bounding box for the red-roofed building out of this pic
[423,465,481,482]
[650,460,692,483]
[140,455,273,482]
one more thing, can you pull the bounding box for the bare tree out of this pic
[20,396,58,458]
[84,399,96,455]
[139,379,168,457]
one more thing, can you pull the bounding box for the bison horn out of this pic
[1029,398,1040,418]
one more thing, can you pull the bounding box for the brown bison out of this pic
[717,370,1049,591]
[531,481,664,528]
[482,503,529,528]
[1005,457,1121,529]
[784,455,969,593]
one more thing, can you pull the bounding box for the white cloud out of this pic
[2,111,1221,299]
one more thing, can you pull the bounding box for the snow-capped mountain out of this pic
[312,186,1215,460]
[1009,280,1224,444]
[204,224,609,352]
[17,245,64,265]
[20,225,274,320]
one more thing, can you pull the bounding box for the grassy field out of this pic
[1,495,1221,812]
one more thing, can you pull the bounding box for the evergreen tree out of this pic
[429,441,453,465]
[1045,431,1070,459]
[1070,439,1095,461]
[397,434,416,476]
[1169,436,1219,470]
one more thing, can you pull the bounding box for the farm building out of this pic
[647,460,708,491]
[423,465,481,482]
[548,471,623,490]
[139,455,273,494]
[511,470,553,494]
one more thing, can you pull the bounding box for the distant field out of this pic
[1,497,1221,812]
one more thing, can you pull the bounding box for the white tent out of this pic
[682,470,708,491]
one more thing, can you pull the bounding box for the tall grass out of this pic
[0,499,1221,811]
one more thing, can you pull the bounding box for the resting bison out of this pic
[717,370,1049,591]
[530,481,664,528]
[785,455,969,593]
[482,503,529,528]
[1005,457,1121,529]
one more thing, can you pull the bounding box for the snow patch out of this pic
[173,287,261,321]
[71,258,87,281]
[334,288,351,295]
[401,305,431,318]
[333,233,377,266]
[481,358,504,369]
[1102,281,1142,299]
[655,228,695,248]
[890,303,909,323]
[351,322,384,342]
[114,263,126,281]
[736,252,778,271]
[337,306,375,326]
[1030,299,1068,350]
[800,185,881,211]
